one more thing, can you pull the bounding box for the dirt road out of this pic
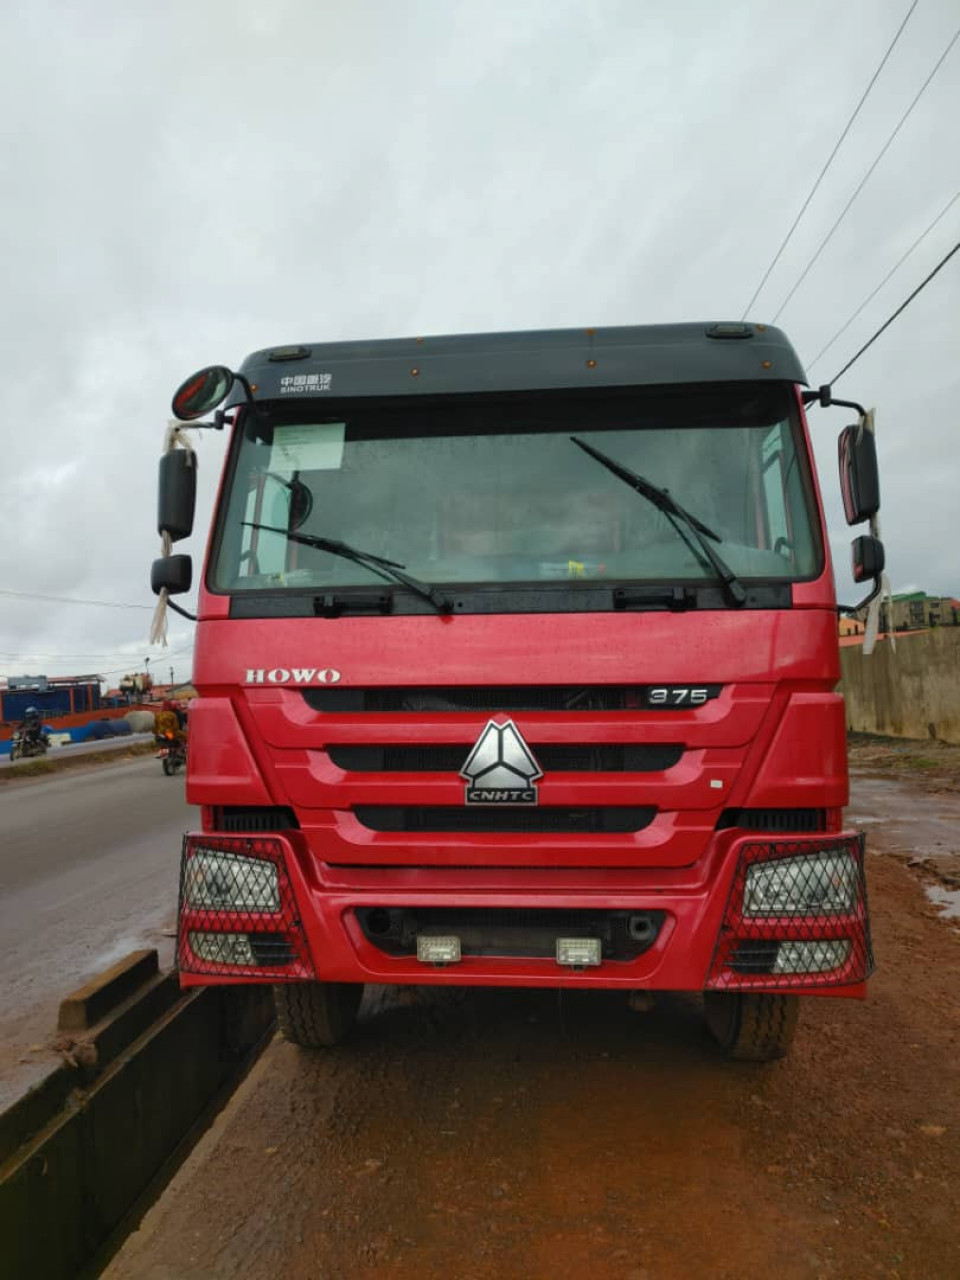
[106,765,959,1280]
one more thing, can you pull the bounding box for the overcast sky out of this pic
[1,0,958,687]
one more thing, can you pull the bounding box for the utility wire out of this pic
[0,647,186,660]
[0,588,164,611]
[830,237,960,385]
[96,653,194,679]
[772,22,960,323]
[0,648,194,681]
[740,0,919,320]
[0,645,194,665]
[808,190,960,371]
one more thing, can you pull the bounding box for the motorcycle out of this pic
[10,726,50,761]
[155,731,187,776]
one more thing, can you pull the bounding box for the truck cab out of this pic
[154,323,880,1060]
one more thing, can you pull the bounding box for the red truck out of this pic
[153,323,883,1060]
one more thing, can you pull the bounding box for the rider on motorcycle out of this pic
[12,706,49,758]
[154,701,186,743]
[20,706,46,746]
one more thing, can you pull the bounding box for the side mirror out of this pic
[158,450,197,542]
[152,554,192,596]
[838,424,880,525]
[172,366,235,421]
[852,535,884,585]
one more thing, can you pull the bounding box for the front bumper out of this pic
[176,829,873,996]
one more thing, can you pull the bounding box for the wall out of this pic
[840,627,960,743]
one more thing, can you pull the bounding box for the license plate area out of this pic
[356,906,665,961]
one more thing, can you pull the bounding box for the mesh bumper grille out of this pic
[707,835,874,991]
[177,835,313,979]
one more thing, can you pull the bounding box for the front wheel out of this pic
[10,743,21,761]
[274,981,364,1048]
[161,755,173,776]
[703,991,799,1061]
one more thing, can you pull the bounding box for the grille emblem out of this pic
[460,719,543,806]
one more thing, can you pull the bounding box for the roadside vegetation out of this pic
[848,730,960,793]
[0,741,156,785]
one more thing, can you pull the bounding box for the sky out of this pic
[1,0,958,688]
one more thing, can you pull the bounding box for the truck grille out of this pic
[213,806,300,832]
[716,809,826,833]
[328,744,682,773]
[353,806,656,833]
[306,686,648,713]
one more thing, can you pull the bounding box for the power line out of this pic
[0,588,155,611]
[808,190,960,371]
[97,653,194,679]
[0,648,194,681]
[0,648,175,660]
[830,237,960,385]
[0,647,193,665]
[771,21,960,323]
[740,0,919,320]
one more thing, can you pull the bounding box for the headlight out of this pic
[743,851,858,917]
[183,849,280,912]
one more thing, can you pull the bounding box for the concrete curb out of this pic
[0,951,276,1279]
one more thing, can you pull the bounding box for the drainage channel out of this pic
[0,950,276,1280]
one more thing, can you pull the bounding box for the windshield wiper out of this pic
[570,437,747,607]
[241,523,454,614]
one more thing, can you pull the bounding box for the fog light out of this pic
[556,937,602,967]
[417,935,461,964]
[188,931,256,966]
[773,940,850,974]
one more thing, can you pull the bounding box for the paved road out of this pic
[0,756,194,1105]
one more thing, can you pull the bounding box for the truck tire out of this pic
[703,991,799,1061]
[274,981,363,1048]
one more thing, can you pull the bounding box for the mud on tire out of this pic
[274,981,364,1048]
[703,991,799,1061]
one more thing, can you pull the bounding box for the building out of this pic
[839,617,865,639]
[877,593,960,634]
[0,674,103,725]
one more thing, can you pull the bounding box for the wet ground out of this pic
[0,756,191,1106]
[105,753,959,1280]
[847,734,960,926]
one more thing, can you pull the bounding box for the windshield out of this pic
[210,385,822,600]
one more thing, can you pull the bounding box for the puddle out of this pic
[925,885,960,921]
[848,774,960,862]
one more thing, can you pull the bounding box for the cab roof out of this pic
[234,322,807,404]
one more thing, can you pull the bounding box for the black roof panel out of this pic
[234,322,807,403]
